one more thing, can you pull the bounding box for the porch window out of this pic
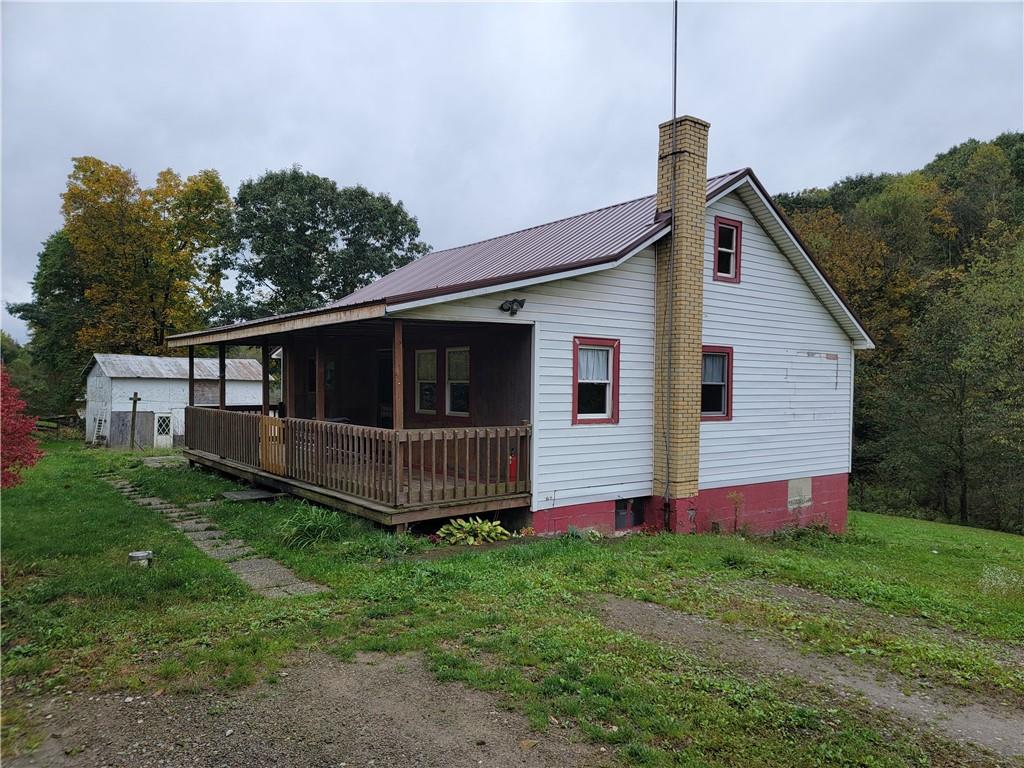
[446,347,470,416]
[713,216,742,283]
[701,345,733,421]
[572,336,620,425]
[415,349,437,414]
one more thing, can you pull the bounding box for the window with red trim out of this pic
[713,216,742,283]
[701,345,733,421]
[572,337,620,424]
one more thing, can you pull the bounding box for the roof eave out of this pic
[165,301,388,347]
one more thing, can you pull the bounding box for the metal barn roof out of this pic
[88,354,262,381]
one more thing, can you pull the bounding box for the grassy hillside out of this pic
[3,442,1022,765]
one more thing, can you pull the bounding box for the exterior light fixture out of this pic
[499,298,526,316]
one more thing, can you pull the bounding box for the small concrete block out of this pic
[221,490,284,503]
[186,501,219,510]
[136,497,166,506]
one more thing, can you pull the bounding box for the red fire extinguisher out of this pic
[507,447,518,481]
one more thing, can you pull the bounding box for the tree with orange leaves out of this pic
[60,157,232,355]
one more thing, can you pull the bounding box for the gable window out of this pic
[713,216,742,283]
[446,347,470,416]
[701,345,733,421]
[415,349,437,414]
[572,336,620,425]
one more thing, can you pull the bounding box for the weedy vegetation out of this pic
[3,441,1022,766]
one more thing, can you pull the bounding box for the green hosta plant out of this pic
[436,516,511,546]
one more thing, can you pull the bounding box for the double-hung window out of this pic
[572,337,620,424]
[701,346,733,421]
[446,347,470,416]
[415,349,437,414]
[713,216,742,282]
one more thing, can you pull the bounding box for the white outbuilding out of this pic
[84,354,263,448]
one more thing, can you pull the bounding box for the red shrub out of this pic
[1,366,42,488]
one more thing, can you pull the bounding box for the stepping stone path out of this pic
[99,472,328,599]
[141,455,188,468]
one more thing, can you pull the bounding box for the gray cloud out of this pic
[3,1,1021,341]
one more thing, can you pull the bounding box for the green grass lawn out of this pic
[3,440,1023,766]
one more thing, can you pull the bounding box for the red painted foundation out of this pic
[532,473,848,536]
[532,500,632,535]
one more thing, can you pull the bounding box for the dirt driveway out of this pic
[8,653,611,768]
[600,596,1024,762]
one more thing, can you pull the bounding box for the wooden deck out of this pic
[184,407,531,526]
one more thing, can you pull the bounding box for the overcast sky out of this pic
[2,1,1022,341]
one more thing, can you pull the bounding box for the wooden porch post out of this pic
[315,340,326,420]
[187,345,195,407]
[218,342,226,409]
[261,341,271,416]
[392,320,404,430]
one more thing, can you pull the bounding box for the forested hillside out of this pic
[777,133,1024,533]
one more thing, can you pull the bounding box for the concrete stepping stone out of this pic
[228,559,301,589]
[185,530,224,542]
[280,582,330,596]
[108,476,325,599]
[172,520,215,532]
[142,456,187,468]
[222,489,285,503]
[201,544,254,561]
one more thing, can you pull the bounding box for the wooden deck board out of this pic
[185,449,531,527]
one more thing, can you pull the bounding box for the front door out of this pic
[154,413,173,449]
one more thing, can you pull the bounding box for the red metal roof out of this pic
[331,170,748,308]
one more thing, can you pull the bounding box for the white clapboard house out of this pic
[85,354,263,449]
[165,116,873,535]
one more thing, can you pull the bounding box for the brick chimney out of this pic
[653,116,709,514]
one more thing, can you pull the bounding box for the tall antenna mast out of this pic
[662,0,679,519]
[672,0,678,123]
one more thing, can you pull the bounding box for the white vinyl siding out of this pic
[395,248,656,510]
[700,192,854,488]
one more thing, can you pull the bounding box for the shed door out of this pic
[154,413,173,449]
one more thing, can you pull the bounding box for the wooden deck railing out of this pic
[185,407,530,508]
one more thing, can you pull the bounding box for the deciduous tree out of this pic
[7,231,91,413]
[225,167,428,320]
[1,366,42,488]
[61,157,232,354]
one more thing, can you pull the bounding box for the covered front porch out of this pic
[175,317,533,528]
